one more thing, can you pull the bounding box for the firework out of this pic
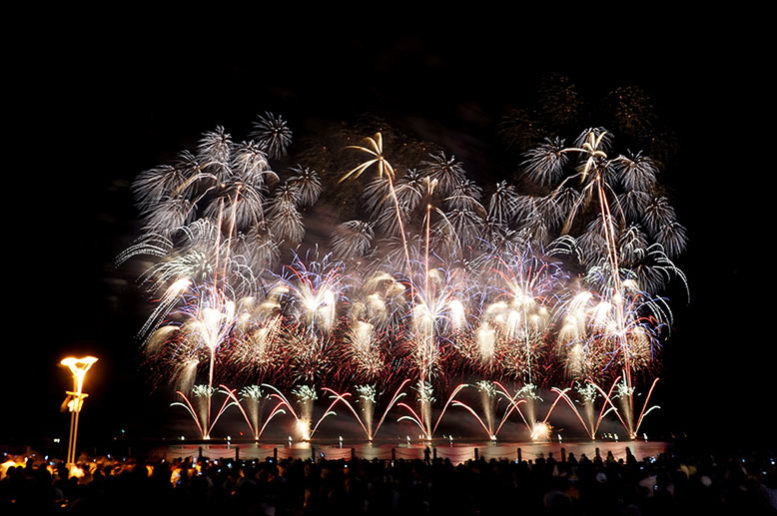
[121,116,686,442]
[251,112,293,159]
[520,128,682,437]
[331,220,375,260]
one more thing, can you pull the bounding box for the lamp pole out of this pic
[61,356,98,465]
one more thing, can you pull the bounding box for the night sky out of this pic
[7,32,772,450]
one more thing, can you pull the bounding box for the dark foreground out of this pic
[2,448,775,515]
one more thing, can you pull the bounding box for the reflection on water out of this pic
[157,441,670,465]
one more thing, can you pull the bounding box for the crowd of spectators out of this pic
[1,447,775,515]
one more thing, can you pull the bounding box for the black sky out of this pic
[7,31,773,449]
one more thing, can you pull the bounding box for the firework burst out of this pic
[121,116,686,441]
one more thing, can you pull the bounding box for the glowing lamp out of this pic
[60,355,98,465]
[61,356,98,398]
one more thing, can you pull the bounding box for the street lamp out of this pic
[61,356,98,465]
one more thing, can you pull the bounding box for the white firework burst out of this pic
[132,151,213,212]
[642,196,677,235]
[614,151,657,192]
[522,136,568,186]
[267,203,304,245]
[132,164,188,211]
[287,165,322,207]
[488,180,519,225]
[234,228,281,273]
[203,181,266,230]
[231,141,278,186]
[446,178,484,211]
[619,190,651,221]
[435,207,484,250]
[421,152,466,196]
[618,224,650,264]
[198,126,233,180]
[331,220,375,259]
[657,220,688,257]
[363,175,392,216]
[251,112,293,159]
[394,169,424,213]
[141,196,195,236]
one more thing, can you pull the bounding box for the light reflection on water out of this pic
[158,441,670,465]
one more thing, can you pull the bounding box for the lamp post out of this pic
[61,356,98,465]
